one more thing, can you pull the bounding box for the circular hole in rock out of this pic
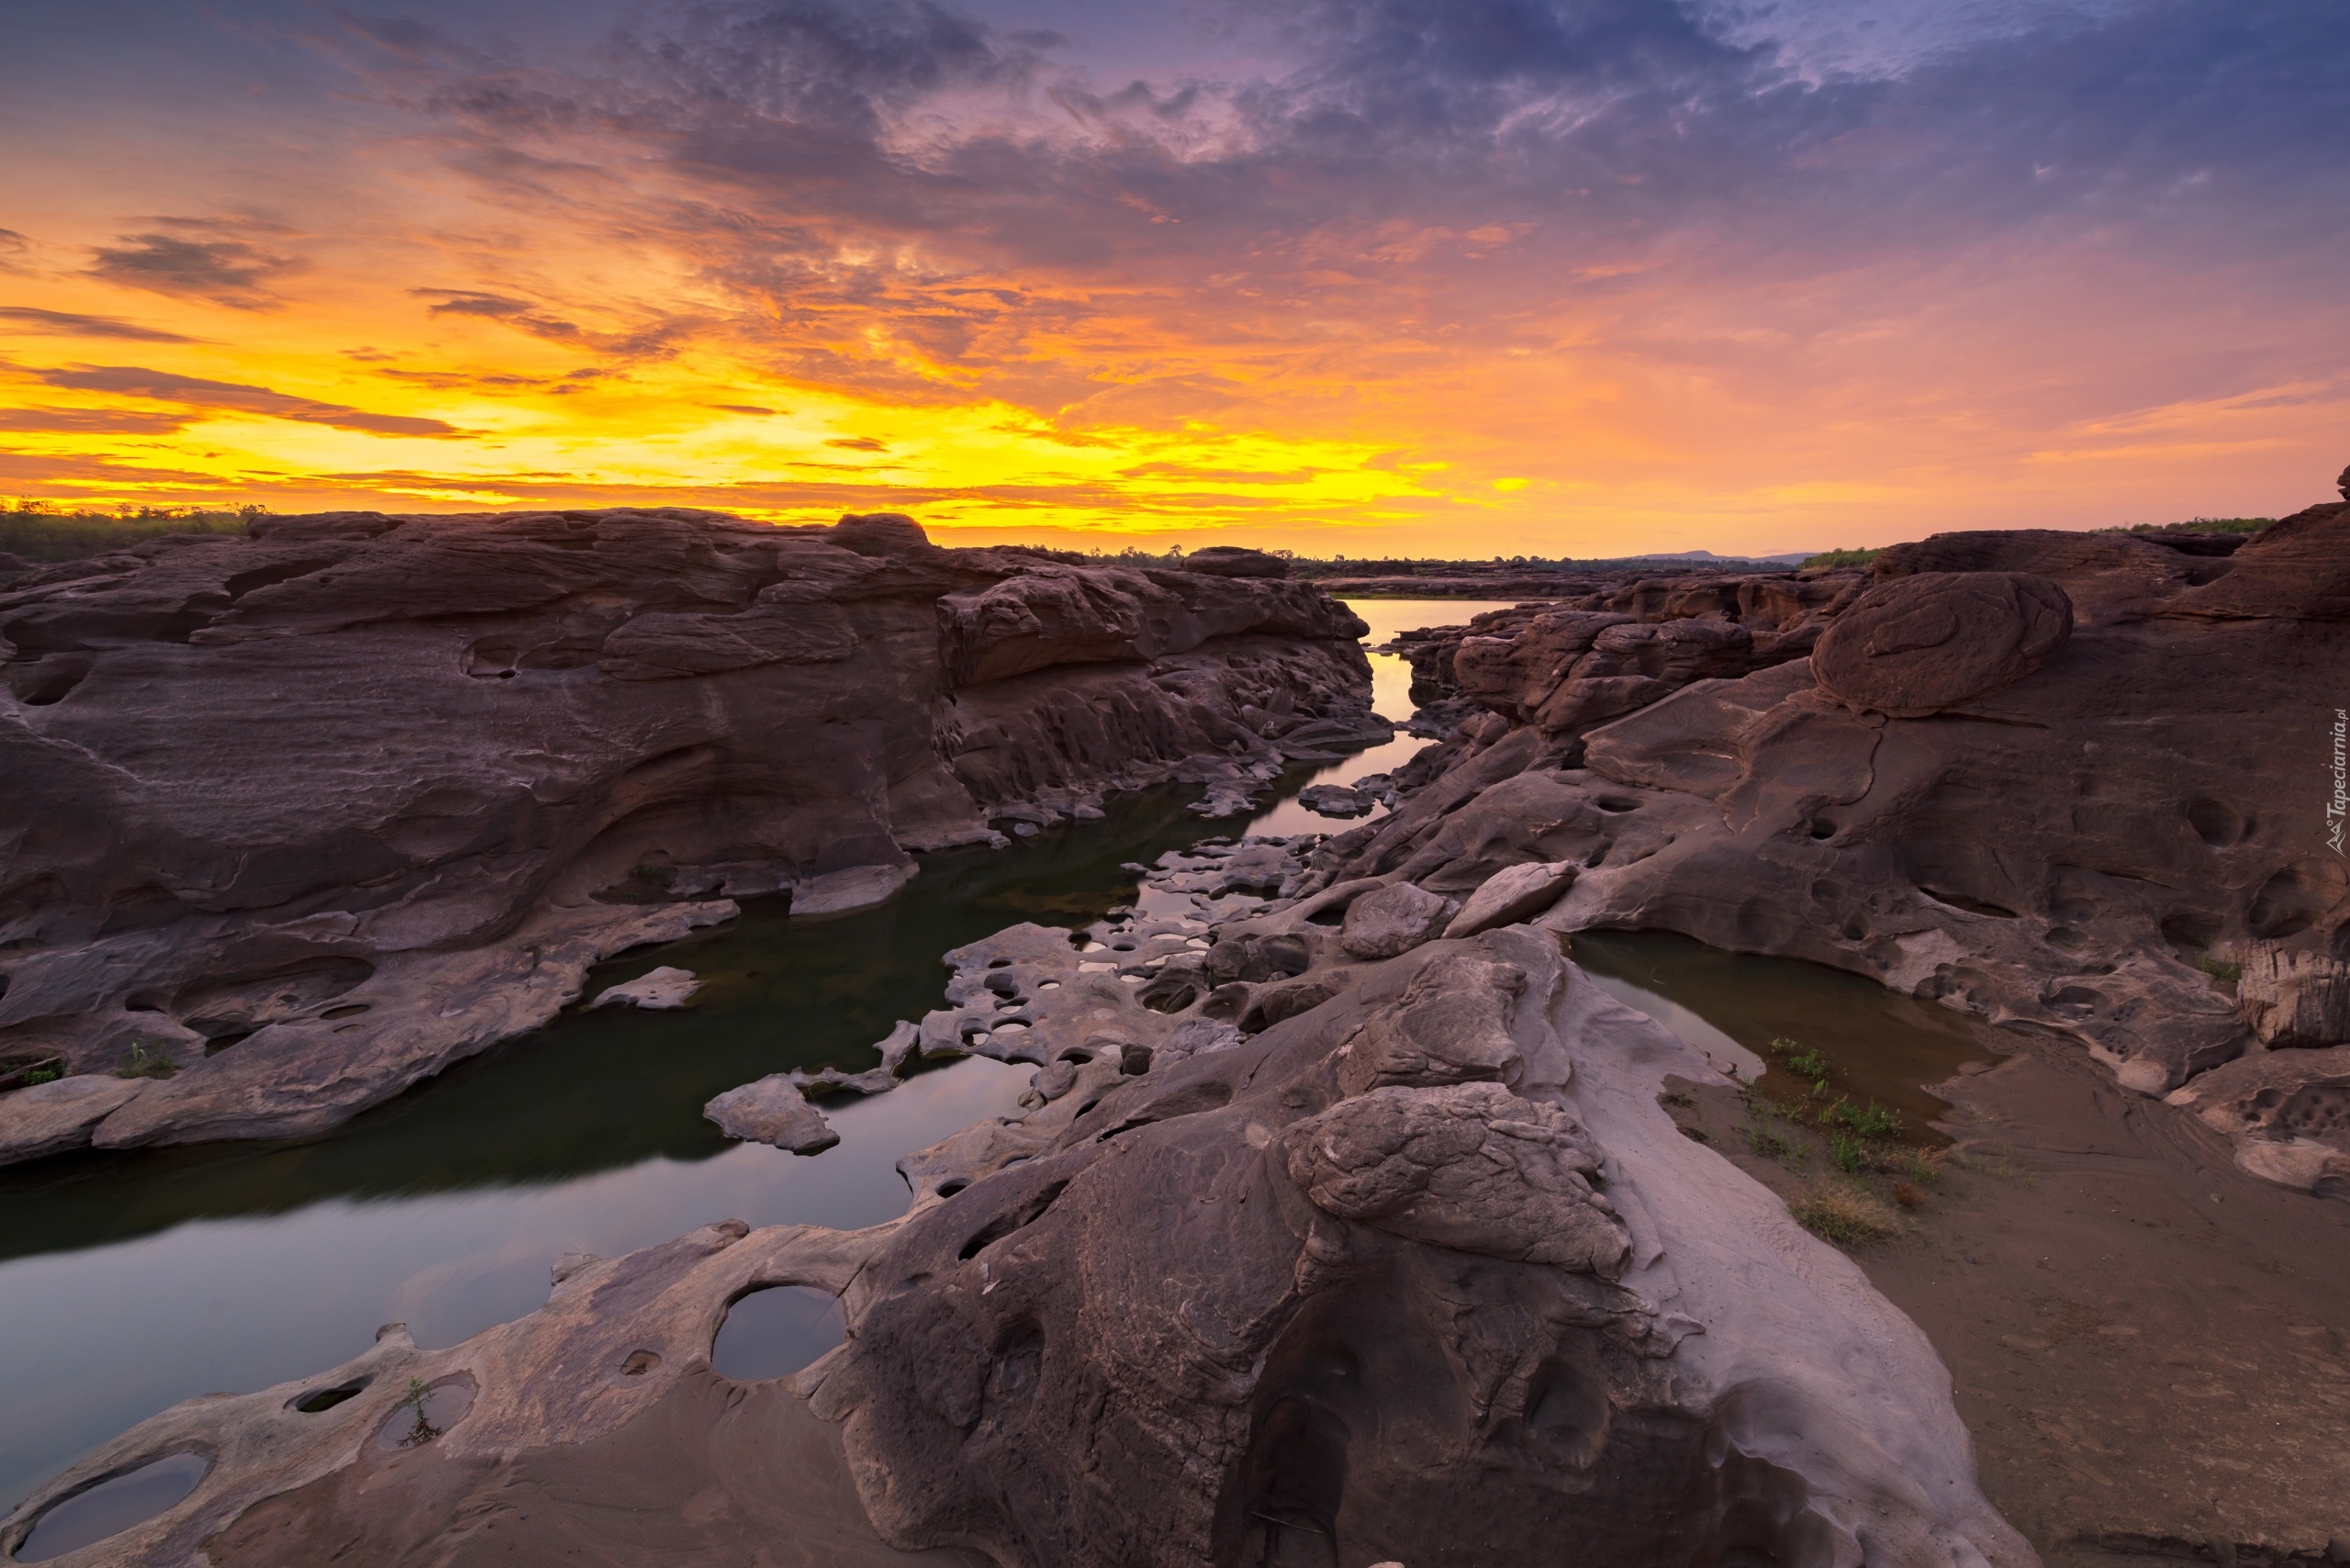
[1807,819,1837,841]
[16,1451,207,1562]
[936,1179,969,1198]
[370,1377,476,1452]
[2185,799,2246,849]
[620,1350,660,1377]
[1595,796,1639,813]
[711,1286,845,1382]
[291,1378,369,1414]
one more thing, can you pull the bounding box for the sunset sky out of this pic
[3,0,2344,555]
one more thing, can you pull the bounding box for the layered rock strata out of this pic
[11,840,2030,1568]
[1314,499,2350,1194]
[0,509,1381,1165]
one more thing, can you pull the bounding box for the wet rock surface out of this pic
[0,509,1377,1164]
[1311,498,2350,1193]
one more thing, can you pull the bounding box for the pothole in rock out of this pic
[711,1285,845,1382]
[13,1451,207,1562]
[289,1377,369,1413]
[369,1375,476,1452]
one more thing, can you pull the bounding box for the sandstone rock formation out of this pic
[591,966,702,1011]
[0,509,1379,1166]
[1300,781,1379,819]
[703,1075,842,1155]
[1311,495,2350,1193]
[16,844,2031,1566]
[1336,880,1453,958]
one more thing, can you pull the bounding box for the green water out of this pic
[0,603,2006,1526]
[0,787,1264,1509]
[1572,929,1998,1139]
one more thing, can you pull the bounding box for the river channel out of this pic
[0,599,2001,1515]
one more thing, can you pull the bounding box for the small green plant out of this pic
[1743,1124,1800,1162]
[395,1377,442,1448]
[1789,1181,1899,1246]
[2,1055,66,1090]
[1829,1133,1870,1173]
[2198,952,2242,983]
[1823,1098,1904,1140]
[115,1041,177,1081]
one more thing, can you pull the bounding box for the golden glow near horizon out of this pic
[3,1,2344,556]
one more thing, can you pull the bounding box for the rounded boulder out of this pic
[1811,571,2072,718]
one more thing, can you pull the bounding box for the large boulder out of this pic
[810,929,2032,1567]
[1182,545,1289,578]
[1337,881,1453,958]
[1810,571,2073,718]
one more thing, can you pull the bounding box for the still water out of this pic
[1248,599,1524,837]
[0,599,1494,1508]
[1,598,1998,1519]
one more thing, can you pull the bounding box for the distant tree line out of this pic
[1,500,271,564]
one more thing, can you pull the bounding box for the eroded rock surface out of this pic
[1310,496,2350,1193]
[0,509,1379,1164]
[31,864,2032,1566]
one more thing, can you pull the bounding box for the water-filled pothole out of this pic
[1571,929,1999,1137]
[711,1285,845,1382]
[369,1376,476,1451]
[13,1450,207,1562]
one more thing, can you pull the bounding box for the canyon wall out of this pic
[1315,498,2350,1194]
[0,510,1380,1162]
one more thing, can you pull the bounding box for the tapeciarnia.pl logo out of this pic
[2330,707,2347,856]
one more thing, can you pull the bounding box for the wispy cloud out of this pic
[0,306,204,343]
[85,224,307,310]
[34,365,467,438]
[0,407,193,434]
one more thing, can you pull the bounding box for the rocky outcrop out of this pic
[1310,495,2350,1193]
[24,841,2031,1567]
[0,509,1379,1165]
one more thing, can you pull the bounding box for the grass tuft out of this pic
[1789,1182,1900,1247]
[115,1041,178,1080]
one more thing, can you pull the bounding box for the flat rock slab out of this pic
[0,1074,148,1163]
[704,1075,839,1153]
[592,967,702,1011]
[1298,783,1374,818]
[1444,860,1576,937]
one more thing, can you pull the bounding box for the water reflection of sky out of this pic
[1248,599,1526,839]
[0,597,1526,1511]
[0,1059,1024,1510]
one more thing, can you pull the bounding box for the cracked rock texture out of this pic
[0,508,1376,1165]
[1312,498,2350,1193]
